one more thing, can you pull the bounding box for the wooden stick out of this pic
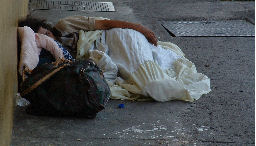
[21,65,66,96]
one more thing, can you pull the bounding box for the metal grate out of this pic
[162,20,255,37]
[29,0,115,11]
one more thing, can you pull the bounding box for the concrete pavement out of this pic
[12,0,255,145]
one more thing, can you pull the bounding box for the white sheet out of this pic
[77,28,211,102]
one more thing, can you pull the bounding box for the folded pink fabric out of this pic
[35,33,64,60]
[18,26,64,75]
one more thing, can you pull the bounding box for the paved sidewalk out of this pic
[12,0,255,145]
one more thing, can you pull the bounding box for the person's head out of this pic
[18,15,61,40]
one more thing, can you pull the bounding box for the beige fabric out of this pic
[115,61,189,101]
[109,85,131,100]
[119,60,210,102]
[76,30,103,59]
[55,16,108,36]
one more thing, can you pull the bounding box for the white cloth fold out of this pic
[89,50,118,85]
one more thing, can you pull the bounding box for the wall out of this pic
[0,0,28,145]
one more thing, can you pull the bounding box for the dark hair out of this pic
[18,15,62,38]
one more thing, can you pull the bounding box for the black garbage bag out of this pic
[20,60,110,118]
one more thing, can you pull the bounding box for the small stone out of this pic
[197,128,204,132]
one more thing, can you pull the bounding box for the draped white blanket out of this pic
[77,28,211,102]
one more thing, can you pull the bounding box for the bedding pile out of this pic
[77,28,211,102]
[17,16,211,103]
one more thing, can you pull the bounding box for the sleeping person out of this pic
[18,15,211,102]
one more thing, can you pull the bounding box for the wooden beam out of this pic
[0,0,28,145]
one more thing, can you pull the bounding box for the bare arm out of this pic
[95,20,158,46]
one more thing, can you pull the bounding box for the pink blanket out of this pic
[18,26,64,76]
